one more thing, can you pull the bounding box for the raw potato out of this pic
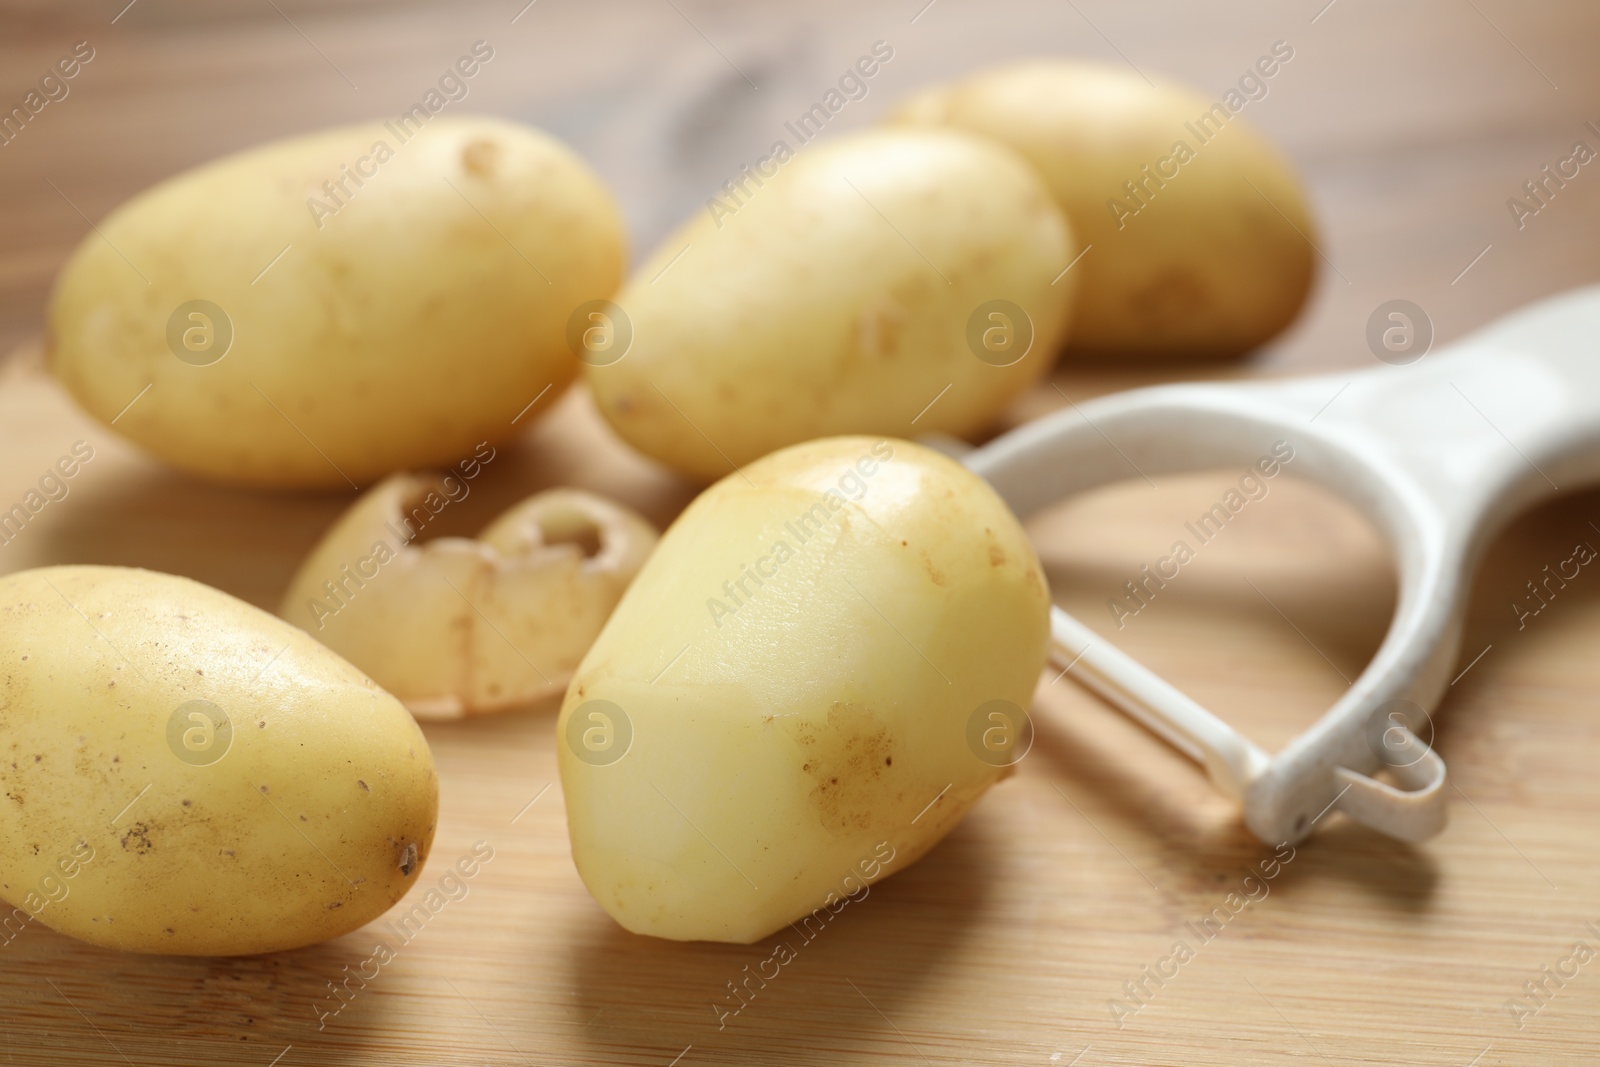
[557,437,1051,942]
[891,61,1315,359]
[586,128,1075,482]
[0,566,439,955]
[281,477,658,718]
[48,116,625,488]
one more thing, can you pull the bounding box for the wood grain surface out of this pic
[2,1,1599,1064]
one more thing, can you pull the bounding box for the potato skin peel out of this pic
[48,116,625,489]
[557,437,1050,943]
[0,566,439,956]
[280,477,659,718]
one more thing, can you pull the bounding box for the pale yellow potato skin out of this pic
[48,116,625,488]
[280,476,658,718]
[586,128,1075,482]
[557,437,1050,942]
[0,566,439,955]
[891,62,1315,360]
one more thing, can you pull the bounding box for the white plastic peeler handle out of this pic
[967,285,1600,844]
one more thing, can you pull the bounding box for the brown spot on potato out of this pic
[397,841,418,876]
[1130,268,1210,332]
[461,138,502,177]
[855,299,908,361]
[1024,564,1044,598]
[786,702,897,835]
[988,544,1006,566]
[120,823,153,854]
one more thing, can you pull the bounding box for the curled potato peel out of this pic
[281,476,658,718]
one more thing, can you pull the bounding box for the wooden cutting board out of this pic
[2,2,1598,1064]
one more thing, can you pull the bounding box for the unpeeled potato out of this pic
[891,60,1316,359]
[586,128,1075,481]
[0,566,438,955]
[48,116,624,488]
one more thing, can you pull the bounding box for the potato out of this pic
[48,116,624,488]
[0,566,439,955]
[891,61,1315,359]
[585,128,1074,482]
[281,476,658,718]
[557,437,1050,942]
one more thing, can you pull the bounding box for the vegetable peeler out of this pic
[964,285,1600,844]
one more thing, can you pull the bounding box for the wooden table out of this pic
[2,1,1598,1064]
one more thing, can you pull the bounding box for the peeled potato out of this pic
[586,128,1075,482]
[281,476,657,718]
[891,61,1315,359]
[0,566,438,955]
[557,437,1051,942]
[48,116,624,488]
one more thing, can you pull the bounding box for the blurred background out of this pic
[3,0,1598,373]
